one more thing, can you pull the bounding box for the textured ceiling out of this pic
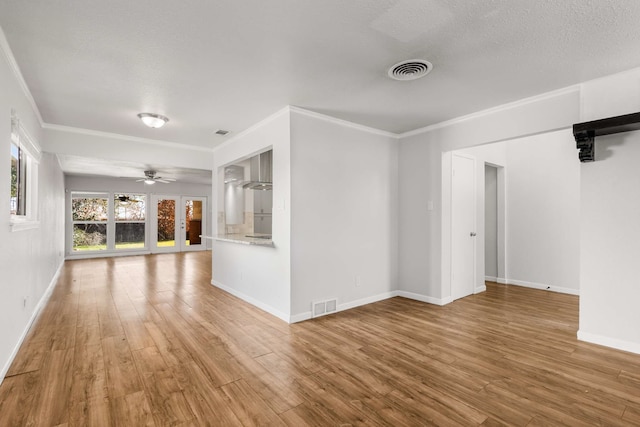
[2,0,640,150]
[58,155,212,185]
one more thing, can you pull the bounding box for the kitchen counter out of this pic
[214,234,274,247]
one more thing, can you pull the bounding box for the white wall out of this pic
[399,87,581,301]
[64,175,213,257]
[289,109,398,320]
[579,68,640,353]
[485,165,498,279]
[505,130,580,294]
[0,34,65,381]
[211,108,291,321]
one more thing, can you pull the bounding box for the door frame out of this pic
[150,195,207,253]
[150,195,180,253]
[180,196,207,252]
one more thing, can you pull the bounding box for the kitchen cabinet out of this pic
[253,189,272,214]
[253,189,272,234]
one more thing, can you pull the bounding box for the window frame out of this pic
[113,193,147,250]
[10,113,40,232]
[70,192,109,252]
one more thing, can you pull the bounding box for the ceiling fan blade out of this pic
[135,178,145,182]
[155,179,172,183]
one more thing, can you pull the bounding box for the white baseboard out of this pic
[397,290,452,306]
[484,276,497,282]
[0,260,64,384]
[211,280,290,323]
[577,330,640,355]
[289,311,312,323]
[475,285,487,294]
[496,277,508,284]
[289,291,399,323]
[338,291,398,312]
[506,278,579,296]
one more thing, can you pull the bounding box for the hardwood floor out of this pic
[2,251,640,425]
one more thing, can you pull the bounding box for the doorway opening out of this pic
[151,195,207,253]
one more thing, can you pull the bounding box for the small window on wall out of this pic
[114,194,146,249]
[10,112,40,230]
[71,193,108,251]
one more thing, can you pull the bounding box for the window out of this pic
[114,194,146,249]
[71,193,108,251]
[10,113,39,230]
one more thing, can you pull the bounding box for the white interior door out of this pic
[180,196,206,252]
[451,154,476,301]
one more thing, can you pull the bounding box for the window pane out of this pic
[72,197,108,221]
[10,143,27,215]
[157,199,175,247]
[10,143,18,215]
[18,147,27,215]
[114,194,145,221]
[115,223,145,249]
[73,224,107,251]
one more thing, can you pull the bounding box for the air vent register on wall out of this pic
[573,112,640,162]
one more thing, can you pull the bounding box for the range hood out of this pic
[242,150,272,190]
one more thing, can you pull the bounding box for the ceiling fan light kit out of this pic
[136,170,176,184]
[137,112,169,128]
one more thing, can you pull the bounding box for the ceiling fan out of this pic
[116,194,142,204]
[136,170,176,184]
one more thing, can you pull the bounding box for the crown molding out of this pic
[213,106,292,152]
[289,106,400,139]
[42,123,213,153]
[399,85,581,139]
[0,25,44,126]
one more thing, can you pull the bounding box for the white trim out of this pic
[485,276,498,282]
[505,278,579,296]
[0,27,44,126]
[42,123,213,153]
[577,331,640,355]
[338,291,398,312]
[66,250,151,261]
[211,280,289,323]
[290,311,312,323]
[496,277,508,284]
[397,290,452,306]
[290,290,406,323]
[475,285,487,294]
[289,106,400,139]
[399,85,580,138]
[0,260,64,384]
[213,106,291,153]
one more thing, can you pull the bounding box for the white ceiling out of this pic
[2,1,640,163]
[58,155,212,185]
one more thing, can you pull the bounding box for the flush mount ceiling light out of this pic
[387,59,433,81]
[137,113,169,128]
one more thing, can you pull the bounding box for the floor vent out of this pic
[312,298,338,318]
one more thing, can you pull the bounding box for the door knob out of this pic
[470,232,477,237]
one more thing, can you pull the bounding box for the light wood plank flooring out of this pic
[2,251,640,425]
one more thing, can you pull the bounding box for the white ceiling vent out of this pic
[387,59,433,81]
